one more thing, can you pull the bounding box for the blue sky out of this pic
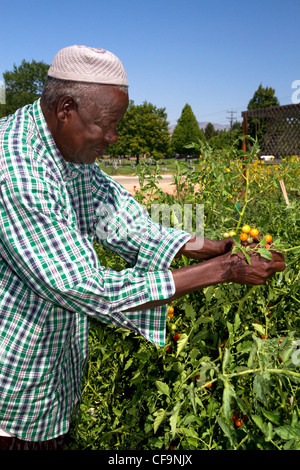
[0,0,299,126]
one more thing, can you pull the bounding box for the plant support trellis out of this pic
[242,103,300,157]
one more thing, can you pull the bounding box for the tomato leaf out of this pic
[155,380,170,397]
[259,237,268,247]
[176,333,189,357]
[170,402,182,438]
[252,414,274,441]
[258,247,273,260]
[234,312,241,332]
[222,380,236,419]
[222,348,232,373]
[153,408,166,434]
[252,323,266,335]
[216,417,236,446]
[275,424,300,440]
[184,303,196,318]
[188,384,197,414]
[124,357,133,371]
[261,409,281,425]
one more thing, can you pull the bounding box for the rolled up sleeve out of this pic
[0,170,190,346]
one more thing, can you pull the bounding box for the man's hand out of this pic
[221,249,286,285]
[175,236,234,260]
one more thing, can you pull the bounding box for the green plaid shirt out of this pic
[0,99,190,441]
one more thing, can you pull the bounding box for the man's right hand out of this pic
[220,249,286,285]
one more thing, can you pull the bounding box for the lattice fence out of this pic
[242,103,300,157]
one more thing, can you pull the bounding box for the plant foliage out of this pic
[66,139,299,450]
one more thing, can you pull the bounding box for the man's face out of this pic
[56,85,129,165]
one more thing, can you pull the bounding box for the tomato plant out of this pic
[66,139,300,451]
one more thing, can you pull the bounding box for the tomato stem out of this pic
[236,167,250,232]
[282,245,300,252]
[224,368,300,380]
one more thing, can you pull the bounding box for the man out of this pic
[0,45,285,450]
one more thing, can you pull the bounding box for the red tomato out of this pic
[234,419,243,428]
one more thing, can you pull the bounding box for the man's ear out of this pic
[56,96,78,122]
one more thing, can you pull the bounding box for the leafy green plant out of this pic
[66,140,299,450]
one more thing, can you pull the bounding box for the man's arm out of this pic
[125,249,286,312]
[174,236,234,260]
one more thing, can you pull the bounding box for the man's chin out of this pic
[63,148,102,165]
[81,154,99,165]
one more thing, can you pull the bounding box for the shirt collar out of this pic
[32,99,87,181]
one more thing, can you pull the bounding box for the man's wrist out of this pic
[175,237,234,260]
[171,254,231,298]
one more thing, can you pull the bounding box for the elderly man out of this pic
[0,46,285,449]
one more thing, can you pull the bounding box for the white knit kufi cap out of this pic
[47,45,129,87]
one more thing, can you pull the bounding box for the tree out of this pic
[247,84,280,143]
[0,59,49,118]
[209,121,243,149]
[108,100,171,164]
[204,122,218,141]
[171,104,204,156]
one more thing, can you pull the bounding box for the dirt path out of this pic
[112,174,177,195]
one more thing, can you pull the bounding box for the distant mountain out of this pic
[198,121,230,131]
[169,121,230,134]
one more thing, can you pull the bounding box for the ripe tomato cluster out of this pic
[223,225,274,254]
[232,412,248,428]
[239,225,273,245]
[167,306,174,318]
[223,225,273,245]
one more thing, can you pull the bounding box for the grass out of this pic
[97,157,198,176]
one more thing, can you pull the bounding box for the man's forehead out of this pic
[82,86,129,116]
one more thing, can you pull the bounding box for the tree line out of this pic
[0,60,280,162]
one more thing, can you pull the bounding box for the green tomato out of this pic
[223,232,230,238]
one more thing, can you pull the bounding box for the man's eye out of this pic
[95,122,107,130]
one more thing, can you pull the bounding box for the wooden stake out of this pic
[279,180,290,205]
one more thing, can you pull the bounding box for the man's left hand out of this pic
[175,237,234,261]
